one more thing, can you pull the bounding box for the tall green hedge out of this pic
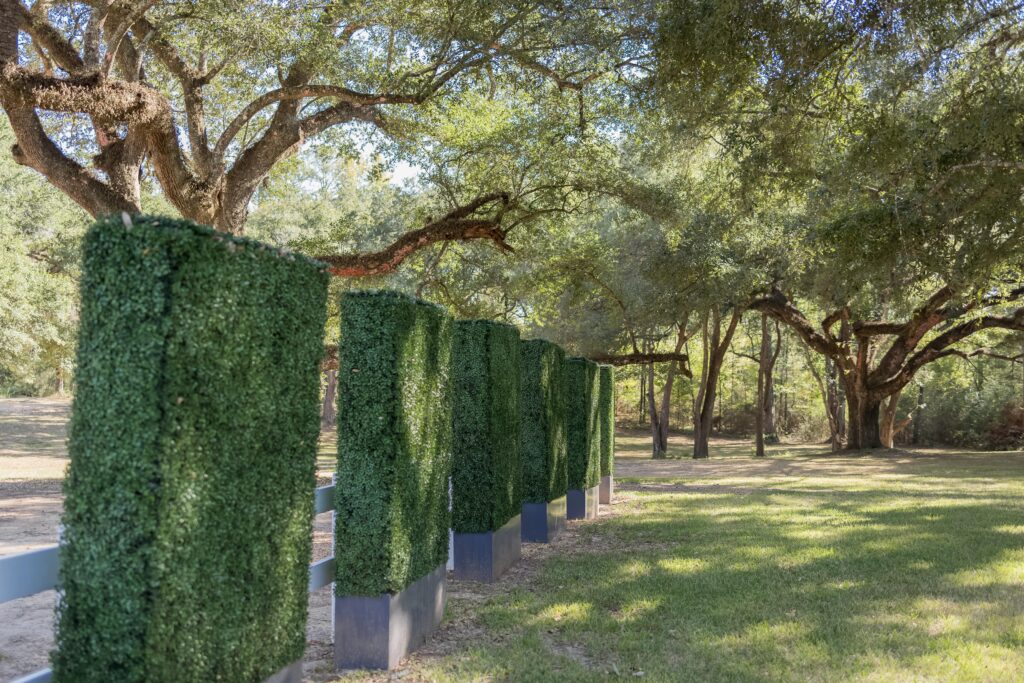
[452,320,522,533]
[599,365,616,477]
[55,215,329,683]
[519,339,567,503]
[565,357,601,490]
[334,290,452,596]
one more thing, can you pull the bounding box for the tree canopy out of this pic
[2,0,1023,450]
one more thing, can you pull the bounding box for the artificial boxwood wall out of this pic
[599,365,615,477]
[452,320,522,533]
[565,357,601,491]
[334,290,453,596]
[56,215,329,683]
[519,339,567,503]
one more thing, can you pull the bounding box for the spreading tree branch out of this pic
[590,351,692,376]
[315,192,512,277]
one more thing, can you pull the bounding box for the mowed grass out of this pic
[352,443,1024,682]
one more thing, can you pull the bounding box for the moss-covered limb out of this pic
[56,215,328,683]
[519,339,567,503]
[452,320,521,533]
[565,357,601,490]
[334,290,453,596]
[599,365,615,477]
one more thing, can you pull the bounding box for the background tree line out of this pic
[1,0,1023,453]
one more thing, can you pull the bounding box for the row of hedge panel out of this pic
[451,320,522,533]
[334,290,453,596]
[57,216,329,682]
[58,231,614,677]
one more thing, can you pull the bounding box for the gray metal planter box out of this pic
[600,474,613,505]
[453,514,522,582]
[567,485,599,520]
[264,662,303,683]
[334,564,447,670]
[521,495,566,543]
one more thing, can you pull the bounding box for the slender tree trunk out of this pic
[764,320,781,443]
[320,369,338,430]
[755,314,768,457]
[647,325,687,458]
[657,366,675,455]
[694,307,742,459]
[692,314,711,457]
[646,362,665,458]
[638,368,647,422]
[828,359,846,449]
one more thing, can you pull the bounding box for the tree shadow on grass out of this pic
[416,476,1024,682]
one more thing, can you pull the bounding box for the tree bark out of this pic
[321,369,338,430]
[912,384,924,444]
[847,388,883,450]
[646,361,665,458]
[693,307,742,459]
[754,314,767,457]
[879,389,904,448]
[763,319,781,443]
[638,368,647,423]
[754,313,781,455]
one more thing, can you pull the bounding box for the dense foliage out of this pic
[56,216,328,682]
[334,290,453,595]
[565,358,600,490]
[3,0,1022,454]
[451,319,522,533]
[519,339,568,503]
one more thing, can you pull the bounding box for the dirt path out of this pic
[0,398,69,682]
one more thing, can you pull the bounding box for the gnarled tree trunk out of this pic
[846,383,883,450]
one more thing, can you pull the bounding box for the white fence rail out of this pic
[0,483,337,683]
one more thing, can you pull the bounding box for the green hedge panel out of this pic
[519,339,567,503]
[452,320,522,533]
[334,290,452,595]
[565,357,601,490]
[599,365,615,477]
[56,215,328,683]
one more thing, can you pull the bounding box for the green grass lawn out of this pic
[338,442,1024,682]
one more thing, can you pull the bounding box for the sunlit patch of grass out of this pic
[656,557,704,574]
[950,548,1024,587]
[334,447,1024,682]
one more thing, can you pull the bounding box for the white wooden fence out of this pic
[0,483,337,683]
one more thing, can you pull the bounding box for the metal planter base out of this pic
[521,495,566,543]
[264,661,303,683]
[567,485,599,520]
[334,564,447,670]
[599,474,613,505]
[453,514,522,582]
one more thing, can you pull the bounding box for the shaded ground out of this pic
[3,402,1024,682]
